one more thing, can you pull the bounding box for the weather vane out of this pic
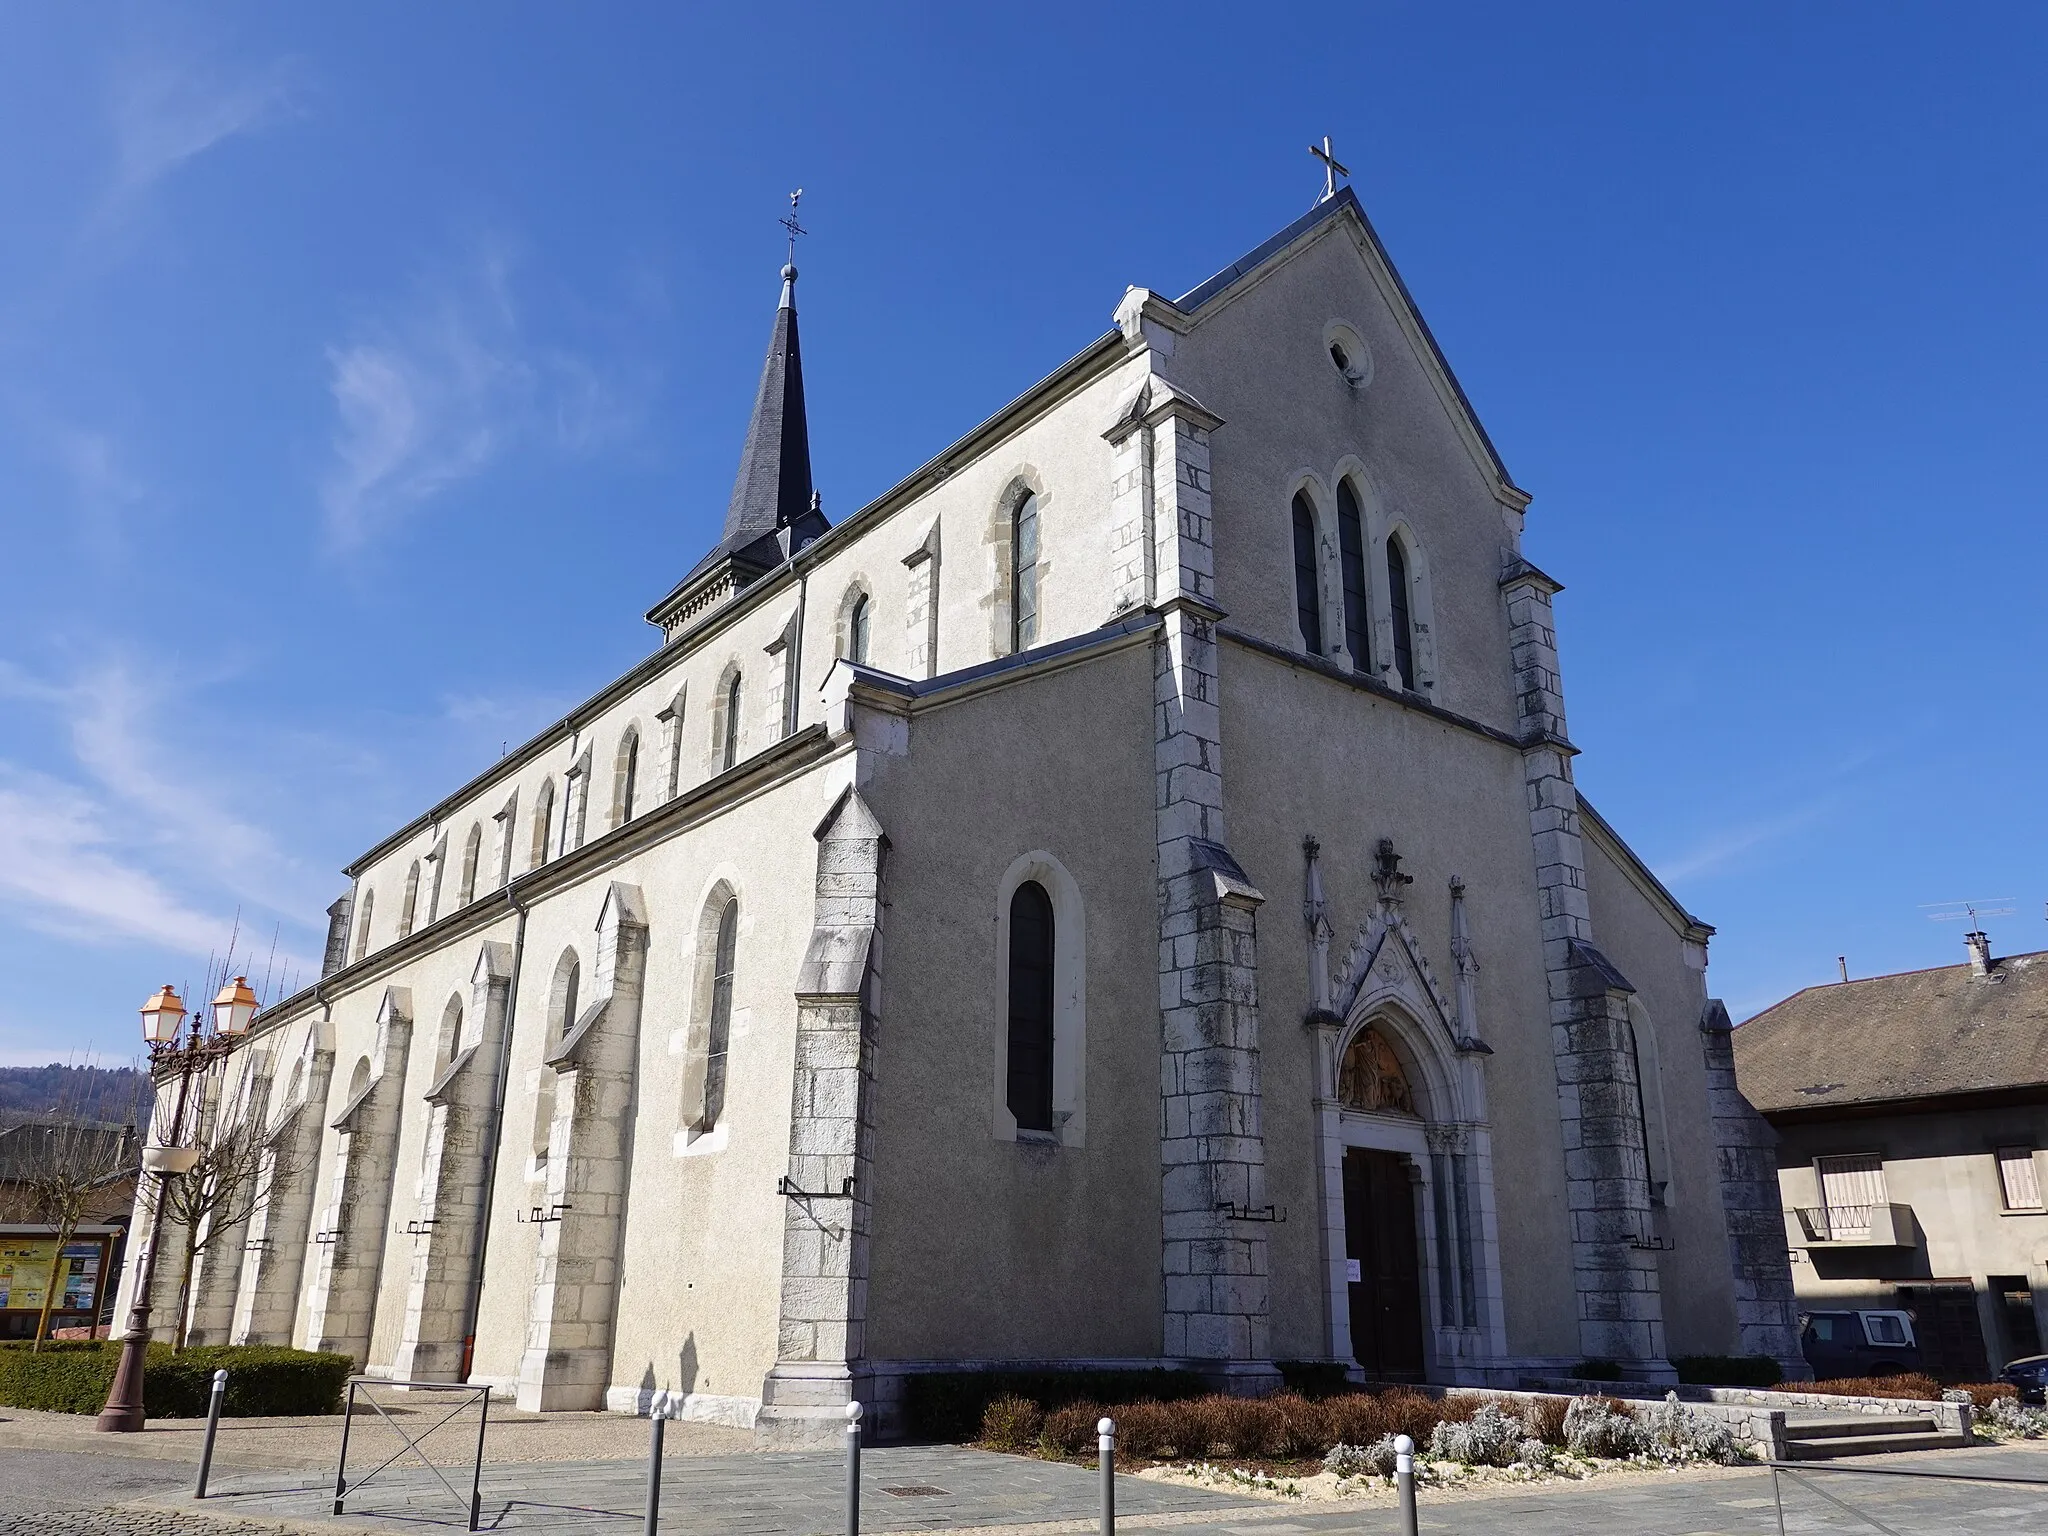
[781,188,806,266]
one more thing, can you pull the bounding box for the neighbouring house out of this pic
[1734,932,2048,1380]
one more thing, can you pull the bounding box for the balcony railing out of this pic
[1787,1202,1919,1248]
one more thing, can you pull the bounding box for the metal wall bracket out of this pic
[1216,1201,1286,1223]
[779,1175,856,1199]
[515,1203,572,1225]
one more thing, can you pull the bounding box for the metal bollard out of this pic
[1394,1432,1418,1536]
[194,1369,228,1499]
[845,1400,863,1536]
[643,1400,667,1536]
[1097,1416,1116,1536]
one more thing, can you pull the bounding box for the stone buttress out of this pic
[516,883,647,1411]
[1700,998,1807,1378]
[183,1060,276,1345]
[392,941,516,1381]
[1108,292,1278,1387]
[756,786,885,1445]
[303,989,413,1363]
[231,1030,335,1344]
[1501,557,1671,1378]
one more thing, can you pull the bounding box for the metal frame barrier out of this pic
[1770,1458,2048,1536]
[333,1376,492,1532]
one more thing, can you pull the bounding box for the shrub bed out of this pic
[0,1341,353,1417]
[904,1369,1206,1442]
[976,1386,1743,1473]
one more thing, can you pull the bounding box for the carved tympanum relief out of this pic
[1337,1025,1415,1115]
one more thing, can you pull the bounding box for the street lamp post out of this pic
[95,976,257,1433]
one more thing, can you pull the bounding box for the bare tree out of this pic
[0,1110,139,1349]
[158,1082,307,1352]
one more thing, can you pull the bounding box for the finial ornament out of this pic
[1310,136,1351,205]
[1371,838,1414,904]
[780,187,806,268]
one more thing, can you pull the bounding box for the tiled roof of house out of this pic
[1733,947,2048,1115]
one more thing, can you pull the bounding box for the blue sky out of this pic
[2,3,2043,1064]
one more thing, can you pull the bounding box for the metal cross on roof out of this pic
[1310,136,1351,204]
[780,188,806,263]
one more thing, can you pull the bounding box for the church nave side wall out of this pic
[856,639,1162,1364]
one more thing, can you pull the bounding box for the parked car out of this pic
[1801,1309,1923,1379]
[2000,1354,2048,1404]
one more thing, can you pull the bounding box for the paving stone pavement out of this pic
[16,1431,2048,1535]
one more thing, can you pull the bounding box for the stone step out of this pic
[1781,1430,1969,1459]
[1784,1415,1939,1440]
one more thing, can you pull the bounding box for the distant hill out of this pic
[0,1063,153,1126]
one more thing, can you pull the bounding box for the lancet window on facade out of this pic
[352,889,374,963]
[847,589,871,666]
[720,672,742,772]
[1006,880,1056,1132]
[530,779,555,870]
[1386,535,1416,690]
[458,822,482,907]
[1291,491,1323,655]
[1336,481,1372,671]
[1012,491,1040,652]
[614,728,640,827]
[534,954,578,1165]
[703,896,738,1132]
[399,860,421,938]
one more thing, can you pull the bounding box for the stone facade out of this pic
[114,186,1794,1438]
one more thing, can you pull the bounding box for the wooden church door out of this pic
[1343,1148,1426,1380]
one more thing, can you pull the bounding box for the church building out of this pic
[117,182,1804,1440]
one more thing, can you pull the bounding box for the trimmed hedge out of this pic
[1276,1360,1354,1399]
[1672,1355,1784,1389]
[904,1369,1208,1441]
[0,1341,353,1417]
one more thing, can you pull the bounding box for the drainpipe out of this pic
[458,894,527,1382]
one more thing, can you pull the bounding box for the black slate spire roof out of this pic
[647,263,830,631]
[723,263,815,545]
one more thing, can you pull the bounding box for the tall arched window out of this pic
[848,591,871,666]
[702,897,738,1131]
[535,954,579,1163]
[1006,880,1056,1132]
[662,689,686,801]
[458,823,482,907]
[720,673,742,772]
[1336,481,1371,672]
[436,995,464,1078]
[1290,492,1323,655]
[493,793,518,890]
[614,729,640,827]
[1012,492,1040,652]
[1386,535,1415,690]
[352,889,375,962]
[399,860,421,938]
[530,779,555,869]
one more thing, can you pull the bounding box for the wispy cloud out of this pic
[0,655,320,969]
[104,42,300,210]
[0,764,226,954]
[320,240,646,550]
[50,424,148,558]
[1655,802,1834,884]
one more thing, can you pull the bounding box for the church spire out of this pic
[720,257,815,544]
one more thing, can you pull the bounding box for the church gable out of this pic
[1169,189,1525,517]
